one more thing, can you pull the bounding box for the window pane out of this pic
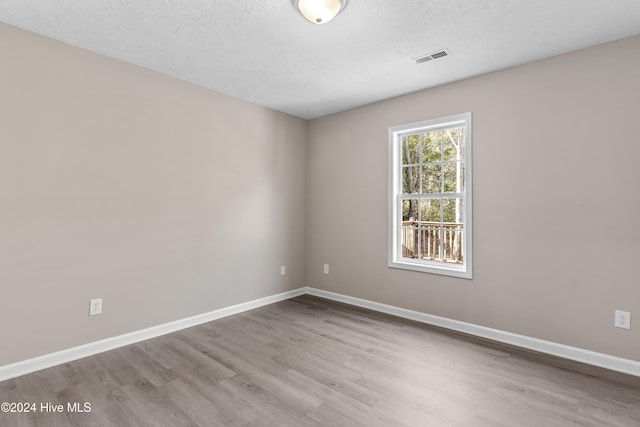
[402,199,419,222]
[443,162,464,193]
[419,226,440,260]
[422,131,442,163]
[420,198,441,223]
[418,227,440,260]
[443,128,464,162]
[402,135,420,165]
[442,198,464,264]
[401,227,419,259]
[442,198,456,223]
[421,164,442,194]
[402,166,420,194]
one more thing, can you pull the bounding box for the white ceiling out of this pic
[2,1,640,119]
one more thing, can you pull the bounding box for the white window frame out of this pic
[388,112,472,279]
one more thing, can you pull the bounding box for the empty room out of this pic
[1,1,640,426]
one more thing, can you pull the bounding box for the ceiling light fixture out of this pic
[296,0,347,24]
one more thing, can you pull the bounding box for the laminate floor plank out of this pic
[1,294,639,426]
[161,378,234,427]
[120,379,198,427]
[163,365,255,426]
[118,347,176,389]
[56,383,106,427]
[63,358,143,427]
[217,374,319,427]
[94,351,148,388]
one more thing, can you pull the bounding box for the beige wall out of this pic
[306,35,640,361]
[0,24,307,366]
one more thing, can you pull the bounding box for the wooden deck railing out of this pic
[402,221,463,263]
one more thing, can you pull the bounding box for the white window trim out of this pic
[388,112,473,279]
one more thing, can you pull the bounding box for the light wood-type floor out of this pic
[1,295,639,426]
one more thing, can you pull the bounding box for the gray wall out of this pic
[306,35,640,361]
[0,24,308,366]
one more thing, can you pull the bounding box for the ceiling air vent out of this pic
[415,49,450,64]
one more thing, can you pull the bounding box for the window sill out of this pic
[388,260,472,279]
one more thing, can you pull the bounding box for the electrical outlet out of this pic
[323,264,329,274]
[280,265,286,276]
[89,298,103,316]
[614,310,630,330]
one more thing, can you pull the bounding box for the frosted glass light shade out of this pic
[297,0,345,24]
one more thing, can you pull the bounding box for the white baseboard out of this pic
[0,288,306,382]
[305,287,640,377]
[2,286,638,382]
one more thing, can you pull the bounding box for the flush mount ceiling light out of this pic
[296,0,347,24]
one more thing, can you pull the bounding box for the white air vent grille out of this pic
[415,49,450,64]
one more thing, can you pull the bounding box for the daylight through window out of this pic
[388,113,472,278]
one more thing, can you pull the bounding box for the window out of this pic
[388,113,472,278]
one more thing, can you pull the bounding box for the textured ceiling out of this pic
[2,1,640,119]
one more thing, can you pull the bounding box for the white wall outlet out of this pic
[323,264,329,274]
[89,298,103,316]
[280,265,286,276]
[614,310,630,330]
